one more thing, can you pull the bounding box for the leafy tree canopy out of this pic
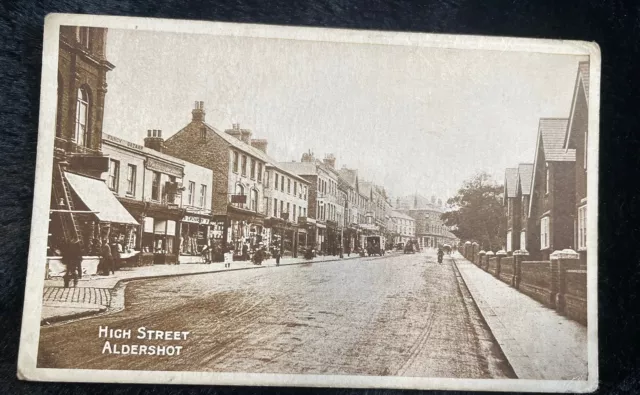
[441,171,505,251]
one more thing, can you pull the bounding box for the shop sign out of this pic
[183,215,211,225]
[146,157,183,178]
[231,194,246,204]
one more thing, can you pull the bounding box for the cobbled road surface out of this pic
[38,251,515,378]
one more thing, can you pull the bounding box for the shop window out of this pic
[241,155,247,177]
[578,205,587,250]
[257,163,263,182]
[126,164,136,195]
[250,158,256,179]
[151,171,161,201]
[75,87,89,147]
[541,216,550,249]
[232,151,239,173]
[200,184,207,208]
[108,159,120,192]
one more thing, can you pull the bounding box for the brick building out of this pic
[263,163,310,257]
[528,118,576,260]
[515,163,534,252]
[503,167,519,252]
[48,26,135,264]
[563,62,590,265]
[279,152,347,255]
[163,102,269,256]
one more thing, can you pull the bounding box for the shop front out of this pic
[326,220,339,256]
[119,199,184,266]
[180,213,214,256]
[265,217,299,258]
[47,171,139,277]
[224,205,266,260]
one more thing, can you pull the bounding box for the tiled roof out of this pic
[505,168,518,198]
[277,161,318,176]
[517,163,534,195]
[203,122,272,163]
[579,61,589,101]
[539,118,576,162]
[338,168,357,187]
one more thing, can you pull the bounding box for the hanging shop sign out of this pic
[183,215,211,225]
[231,194,247,204]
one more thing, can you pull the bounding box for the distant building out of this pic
[529,118,576,260]
[279,152,344,255]
[504,168,519,252]
[395,194,457,248]
[389,211,416,245]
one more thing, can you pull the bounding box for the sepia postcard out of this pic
[18,13,600,392]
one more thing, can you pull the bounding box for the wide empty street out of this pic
[38,251,515,378]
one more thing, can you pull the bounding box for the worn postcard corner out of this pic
[18,13,599,392]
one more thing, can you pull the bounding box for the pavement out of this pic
[38,250,513,378]
[451,252,588,380]
[40,252,379,324]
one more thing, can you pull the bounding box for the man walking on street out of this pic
[62,237,83,288]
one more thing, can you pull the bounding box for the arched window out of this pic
[75,87,89,147]
[234,184,245,208]
[250,189,258,212]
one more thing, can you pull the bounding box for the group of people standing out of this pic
[60,235,124,288]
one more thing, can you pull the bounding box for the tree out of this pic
[441,172,505,251]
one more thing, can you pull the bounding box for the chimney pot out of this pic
[147,129,152,137]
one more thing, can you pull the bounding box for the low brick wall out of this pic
[488,257,499,276]
[518,261,553,307]
[498,257,514,285]
[562,269,587,325]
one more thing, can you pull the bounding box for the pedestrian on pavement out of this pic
[274,248,281,266]
[201,244,210,264]
[110,236,121,273]
[61,237,83,288]
[99,239,115,275]
[242,243,249,261]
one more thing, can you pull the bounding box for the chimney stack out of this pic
[192,101,206,122]
[301,150,315,163]
[225,123,243,141]
[323,153,336,168]
[240,128,252,144]
[251,139,268,153]
[144,129,165,153]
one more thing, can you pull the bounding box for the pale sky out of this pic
[102,28,587,202]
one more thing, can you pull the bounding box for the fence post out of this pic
[495,249,507,278]
[471,242,479,263]
[551,248,581,315]
[485,251,494,271]
[464,241,472,259]
[512,249,529,289]
[478,250,486,267]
